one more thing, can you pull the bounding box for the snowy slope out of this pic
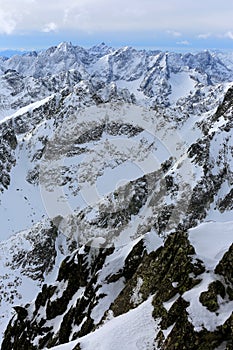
[49,296,159,350]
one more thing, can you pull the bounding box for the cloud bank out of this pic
[0,0,232,37]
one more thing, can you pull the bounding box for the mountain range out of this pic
[0,42,232,350]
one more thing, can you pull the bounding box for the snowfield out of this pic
[48,297,159,350]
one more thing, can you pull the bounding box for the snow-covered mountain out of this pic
[0,43,232,350]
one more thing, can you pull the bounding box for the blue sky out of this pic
[0,0,233,52]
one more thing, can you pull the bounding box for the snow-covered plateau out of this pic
[0,42,232,349]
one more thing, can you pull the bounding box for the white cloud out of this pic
[0,9,16,34]
[224,31,233,40]
[197,33,211,39]
[43,22,58,33]
[215,31,233,40]
[176,40,190,46]
[167,30,182,37]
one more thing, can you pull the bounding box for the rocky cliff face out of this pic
[0,43,232,350]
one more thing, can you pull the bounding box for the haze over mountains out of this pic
[0,42,232,349]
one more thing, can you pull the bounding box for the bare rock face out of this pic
[0,121,17,192]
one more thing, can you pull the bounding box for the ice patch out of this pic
[169,72,196,103]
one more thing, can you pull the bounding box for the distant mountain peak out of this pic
[56,41,75,52]
[89,42,113,56]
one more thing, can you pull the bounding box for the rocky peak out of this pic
[88,42,112,57]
